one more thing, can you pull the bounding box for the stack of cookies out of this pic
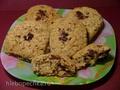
[4,5,110,77]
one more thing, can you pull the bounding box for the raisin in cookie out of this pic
[72,43,110,70]
[25,5,60,24]
[3,21,49,62]
[65,7,104,41]
[50,18,87,57]
[32,53,76,76]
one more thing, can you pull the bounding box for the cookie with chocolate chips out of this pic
[73,43,110,70]
[32,53,76,76]
[65,7,104,42]
[50,18,87,57]
[3,21,49,62]
[25,5,60,24]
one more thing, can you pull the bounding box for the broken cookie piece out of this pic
[72,43,111,70]
[32,53,76,76]
[32,44,110,77]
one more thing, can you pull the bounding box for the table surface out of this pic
[0,0,120,90]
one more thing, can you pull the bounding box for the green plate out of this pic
[0,9,116,85]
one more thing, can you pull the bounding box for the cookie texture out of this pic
[3,5,111,77]
[3,21,49,61]
[73,43,110,70]
[65,7,104,41]
[32,53,76,76]
[25,5,60,24]
[32,43,110,77]
[50,18,87,57]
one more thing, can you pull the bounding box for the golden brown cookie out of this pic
[32,53,76,76]
[65,7,104,41]
[25,5,61,24]
[3,21,49,62]
[73,43,110,70]
[50,18,87,57]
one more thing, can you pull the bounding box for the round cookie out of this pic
[3,21,49,62]
[65,7,104,41]
[32,53,76,76]
[50,18,87,57]
[25,5,61,24]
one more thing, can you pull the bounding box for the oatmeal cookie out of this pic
[50,18,87,57]
[25,5,60,24]
[65,7,104,41]
[3,21,49,62]
[73,43,110,70]
[32,53,76,76]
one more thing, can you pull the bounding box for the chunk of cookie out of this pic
[25,5,60,24]
[73,43,110,70]
[50,18,87,57]
[3,21,49,62]
[32,54,59,76]
[32,53,76,76]
[65,7,104,41]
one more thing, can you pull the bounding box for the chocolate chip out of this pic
[83,56,89,61]
[59,31,69,43]
[68,37,71,40]
[36,16,41,21]
[76,11,88,19]
[51,22,54,24]
[24,32,34,41]
[87,49,97,58]
[58,28,62,32]
[38,10,46,16]
[98,49,110,59]
[36,10,47,21]
[83,55,91,64]
[59,37,68,42]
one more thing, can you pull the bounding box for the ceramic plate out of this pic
[0,9,116,85]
